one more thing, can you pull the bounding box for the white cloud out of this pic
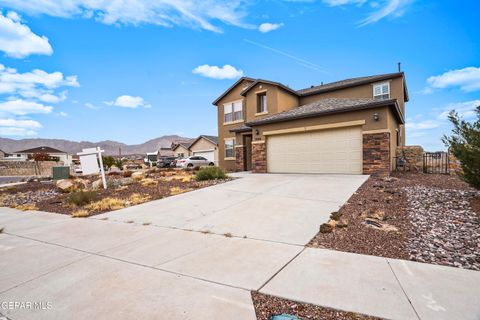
[0,118,42,128]
[437,100,480,120]
[85,102,100,110]
[192,64,243,79]
[0,64,78,102]
[0,11,53,58]
[321,0,412,26]
[106,95,151,109]
[0,99,52,115]
[425,67,480,93]
[405,119,441,131]
[0,126,37,136]
[258,22,284,33]
[0,1,252,33]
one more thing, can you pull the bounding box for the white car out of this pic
[176,156,214,168]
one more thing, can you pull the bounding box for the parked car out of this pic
[157,156,177,168]
[176,156,214,168]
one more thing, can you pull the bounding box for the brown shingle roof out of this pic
[297,72,408,101]
[245,98,404,126]
[15,146,66,154]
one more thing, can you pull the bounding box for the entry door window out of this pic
[257,92,267,113]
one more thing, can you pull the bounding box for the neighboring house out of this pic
[157,147,175,157]
[188,135,219,165]
[212,72,408,175]
[13,146,72,165]
[171,142,192,158]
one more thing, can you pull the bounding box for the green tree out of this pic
[442,105,480,189]
[102,156,115,169]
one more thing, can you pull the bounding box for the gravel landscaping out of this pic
[0,168,231,216]
[308,173,480,271]
[252,292,379,320]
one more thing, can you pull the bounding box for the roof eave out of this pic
[240,79,298,98]
[245,99,404,127]
[212,77,255,106]
[299,73,405,97]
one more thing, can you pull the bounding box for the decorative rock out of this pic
[337,218,349,228]
[330,211,342,221]
[56,179,74,193]
[361,208,386,221]
[131,171,145,181]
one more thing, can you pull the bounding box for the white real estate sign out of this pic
[77,147,107,189]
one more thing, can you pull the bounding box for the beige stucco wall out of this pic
[190,138,219,163]
[173,145,190,158]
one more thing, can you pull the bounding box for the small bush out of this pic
[68,190,99,206]
[123,170,133,177]
[194,167,227,181]
[72,209,90,218]
[14,203,38,211]
[85,197,126,211]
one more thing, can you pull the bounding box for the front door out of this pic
[244,135,252,171]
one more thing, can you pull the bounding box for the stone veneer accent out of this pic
[363,132,390,176]
[252,141,267,173]
[235,146,245,172]
[396,145,424,172]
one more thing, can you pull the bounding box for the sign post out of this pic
[77,147,107,189]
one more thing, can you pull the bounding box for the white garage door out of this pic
[266,126,362,174]
[193,150,214,162]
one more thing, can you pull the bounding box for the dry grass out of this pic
[140,178,157,186]
[85,197,126,211]
[125,220,134,223]
[142,222,151,226]
[71,209,90,218]
[170,187,191,196]
[128,193,151,205]
[200,229,211,234]
[14,203,38,211]
[116,185,128,191]
[224,232,232,238]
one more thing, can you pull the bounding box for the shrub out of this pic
[85,198,126,211]
[68,190,99,206]
[71,209,90,218]
[128,193,151,205]
[14,203,38,211]
[194,167,227,181]
[123,170,133,177]
[443,106,480,189]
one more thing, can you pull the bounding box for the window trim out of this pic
[224,138,235,160]
[373,82,390,100]
[256,92,267,114]
[223,100,244,125]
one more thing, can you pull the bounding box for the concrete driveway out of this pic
[93,172,368,245]
[2,173,478,320]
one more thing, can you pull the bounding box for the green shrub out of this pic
[68,190,99,206]
[194,167,227,181]
[443,105,480,189]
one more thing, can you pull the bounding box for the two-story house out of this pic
[212,72,408,175]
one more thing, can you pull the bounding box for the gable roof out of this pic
[212,72,409,105]
[245,98,404,126]
[15,146,66,154]
[189,135,218,148]
[212,77,255,105]
[171,142,192,151]
[240,79,298,97]
[297,72,409,101]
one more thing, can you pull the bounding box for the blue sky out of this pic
[0,0,478,150]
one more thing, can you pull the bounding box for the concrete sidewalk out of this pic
[1,210,479,320]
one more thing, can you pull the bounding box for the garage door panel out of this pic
[266,127,362,174]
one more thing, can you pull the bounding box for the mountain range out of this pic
[0,135,193,155]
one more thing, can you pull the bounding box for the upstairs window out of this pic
[373,82,390,100]
[224,101,243,123]
[257,92,267,113]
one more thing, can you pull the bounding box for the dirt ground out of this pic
[0,169,231,216]
[308,172,480,270]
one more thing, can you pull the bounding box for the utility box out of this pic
[52,166,70,180]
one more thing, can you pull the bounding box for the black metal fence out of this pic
[423,152,449,174]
